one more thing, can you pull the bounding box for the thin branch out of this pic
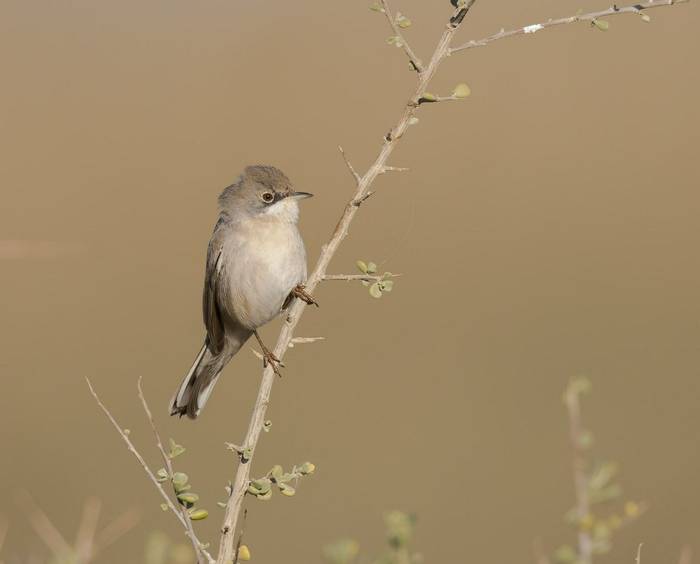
[215,4,478,563]
[679,546,693,564]
[380,166,410,174]
[379,0,424,72]
[323,273,402,282]
[289,336,326,347]
[0,515,7,557]
[636,544,644,564]
[338,146,361,185]
[564,382,593,564]
[85,378,214,563]
[92,508,141,558]
[74,497,101,563]
[532,537,551,564]
[137,378,213,564]
[14,490,73,559]
[450,0,691,53]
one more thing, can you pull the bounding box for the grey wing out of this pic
[202,227,227,355]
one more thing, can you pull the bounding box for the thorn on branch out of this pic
[450,0,478,27]
[338,146,361,185]
[352,192,374,207]
[380,166,410,174]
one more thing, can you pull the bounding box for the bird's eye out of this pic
[261,192,274,203]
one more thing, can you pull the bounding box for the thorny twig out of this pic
[216,3,482,563]
[323,273,402,282]
[450,0,691,53]
[564,382,593,564]
[86,378,214,564]
[138,377,213,564]
[379,0,424,72]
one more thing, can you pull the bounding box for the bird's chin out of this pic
[261,197,300,223]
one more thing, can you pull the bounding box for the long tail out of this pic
[169,332,250,419]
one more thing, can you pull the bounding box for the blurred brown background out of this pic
[1,0,699,562]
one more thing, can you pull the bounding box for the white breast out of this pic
[222,209,307,330]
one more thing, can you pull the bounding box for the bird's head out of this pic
[219,165,312,223]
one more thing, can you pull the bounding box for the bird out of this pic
[170,165,316,419]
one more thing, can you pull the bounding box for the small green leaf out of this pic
[380,280,394,292]
[270,465,284,481]
[156,468,169,482]
[323,539,360,564]
[299,462,316,475]
[279,483,296,497]
[366,262,377,274]
[592,19,609,31]
[251,479,272,494]
[263,420,272,432]
[217,501,227,508]
[408,117,419,125]
[160,503,169,512]
[578,429,594,449]
[588,462,618,492]
[396,13,412,29]
[369,283,383,299]
[640,13,651,22]
[419,93,437,103]
[554,544,576,563]
[177,492,199,505]
[189,509,209,521]
[453,83,471,98]
[369,2,385,12]
[356,260,369,274]
[172,472,189,492]
[238,545,252,561]
[257,490,273,501]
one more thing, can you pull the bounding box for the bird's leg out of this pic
[291,284,319,307]
[254,330,284,376]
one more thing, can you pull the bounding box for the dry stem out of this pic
[379,0,424,72]
[215,4,479,563]
[323,273,402,282]
[86,378,214,564]
[564,384,592,564]
[451,0,690,53]
[137,378,212,564]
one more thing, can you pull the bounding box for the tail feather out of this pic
[170,330,251,419]
[169,343,222,419]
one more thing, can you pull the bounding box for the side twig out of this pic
[379,0,424,72]
[323,273,401,282]
[137,378,212,564]
[338,146,361,186]
[86,378,214,564]
[450,0,691,53]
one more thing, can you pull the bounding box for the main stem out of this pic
[565,388,593,564]
[215,7,472,564]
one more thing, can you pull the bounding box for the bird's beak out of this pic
[291,191,313,200]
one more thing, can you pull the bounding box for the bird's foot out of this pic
[292,284,319,307]
[254,331,285,377]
